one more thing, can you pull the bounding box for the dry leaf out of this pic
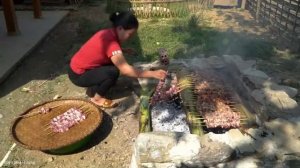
[21,87,31,92]
[53,95,61,100]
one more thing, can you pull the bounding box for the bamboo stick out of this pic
[177,84,193,88]
[178,86,193,90]
[194,117,205,120]
[177,87,192,91]
[178,79,192,84]
[44,126,51,131]
[183,104,197,107]
[239,118,248,121]
[47,131,56,136]
[17,105,61,118]
[177,83,193,87]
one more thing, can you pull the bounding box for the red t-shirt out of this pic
[70,28,122,74]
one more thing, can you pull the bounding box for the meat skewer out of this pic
[194,75,242,129]
[45,107,88,134]
[17,105,61,118]
[150,74,183,106]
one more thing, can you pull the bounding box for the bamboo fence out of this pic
[247,0,300,48]
[107,0,214,18]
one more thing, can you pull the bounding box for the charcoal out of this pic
[151,102,189,132]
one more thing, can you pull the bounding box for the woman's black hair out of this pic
[109,11,139,30]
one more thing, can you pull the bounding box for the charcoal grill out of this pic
[139,64,256,136]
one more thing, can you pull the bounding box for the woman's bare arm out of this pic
[111,53,166,80]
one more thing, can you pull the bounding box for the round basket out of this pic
[11,99,103,152]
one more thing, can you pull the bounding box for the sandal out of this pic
[90,98,118,108]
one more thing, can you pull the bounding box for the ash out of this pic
[151,102,190,132]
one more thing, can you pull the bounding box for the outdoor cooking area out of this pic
[130,50,300,167]
[1,0,300,167]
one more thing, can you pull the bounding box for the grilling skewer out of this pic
[17,105,61,118]
[177,80,193,85]
[240,119,248,121]
[177,85,193,90]
[177,84,193,88]
[183,103,197,106]
[177,88,192,93]
[47,132,56,136]
[44,107,88,134]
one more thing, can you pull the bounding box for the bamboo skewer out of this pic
[194,117,205,120]
[177,80,193,84]
[47,131,56,136]
[177,80,193,85]
[178,84,193,87]
[16,104,62,118]
[177,88,192,93]
[184,104,197,106]
[177,85,193,89]
[43,106,90,135]
[44,126,51,131]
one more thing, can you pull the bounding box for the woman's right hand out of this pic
[152,69,167,80]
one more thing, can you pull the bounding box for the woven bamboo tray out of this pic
[11,99,103,151]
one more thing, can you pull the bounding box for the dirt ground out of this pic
[0,1,299,168]
[201,8,300,98]
[0,1,141,168]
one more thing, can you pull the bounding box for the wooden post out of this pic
[1,0,20,35]
[256,0,262,22]
[33,0,42,18]
[241,0,246,9]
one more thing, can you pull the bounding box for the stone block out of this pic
[245,75,268,88]
[242,69,269,80]
[263,88,299,114]
[251,89,266,104]
[222,54,256,73]
[198,135,234,166]
[251,87,299,118]
[133,132,201,164]
[206,56,226,69]
[227,129,256,154]
[222,55,243,64]
[263,81,298,98]
[207,130,256,155]
[264,118,300,153]
[207,132,230,145]
[186,57,210,69]
[141,163,177,168]
[228,157,260,168]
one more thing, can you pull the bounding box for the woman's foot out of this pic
[90,97,118,108]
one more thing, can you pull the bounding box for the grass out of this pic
[123,14,276,63]
[77,2,299,83]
